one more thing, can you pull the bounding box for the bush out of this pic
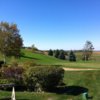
[24,66,64,91]
[1,66,24,86]
[0,79,14,90]
[22,61,37,71]
[0,79,11,84]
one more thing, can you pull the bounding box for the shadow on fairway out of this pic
[21,55,39,60]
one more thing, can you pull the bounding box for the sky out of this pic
[0,0,100,50]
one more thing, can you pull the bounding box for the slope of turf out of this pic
[19,49,66,65]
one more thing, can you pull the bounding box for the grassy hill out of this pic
[19,49,100,69]
[0,49,100,100]
[19,49,66,65]
[0,49,100,69]
[0,49,65,65]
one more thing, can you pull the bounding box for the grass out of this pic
[0,70,100,100]
[0,49,100,100]
[19,49,100,69]
[0,91,77,100]
[1,49,99,69]
[64,70,100,100]
[20,50,65,65]
[0,49,100,69]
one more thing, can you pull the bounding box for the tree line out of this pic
[48,49,76,61]
[0,21,94,62]
[48,40,94,61]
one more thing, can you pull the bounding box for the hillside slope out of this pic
[20,49,66,65]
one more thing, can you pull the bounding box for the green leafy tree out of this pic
[58,50,65,60]
[0,22,23,62]
[82,41,94,61]
[48,49,53,56]
[69,50,76,61]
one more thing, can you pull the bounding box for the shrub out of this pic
[0,79,14,90]
[23,61,37,70]
[1,66,24,85]
[0,79,11,84]
[24,66,64,91]
[10,57,18,67]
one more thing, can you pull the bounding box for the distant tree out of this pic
[31,44,38,52]
[82,41,94,61]
[54,49,60,58]
[48,49,53,56]
[58,50,65,60]
[69,50,76,61]
[0,22,23,62]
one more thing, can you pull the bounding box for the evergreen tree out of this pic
[69,50,76,61]
[58,50,65,60]
[54,49,60,58]
[48,49,53,56]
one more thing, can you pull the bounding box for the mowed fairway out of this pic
[0,50,100,100]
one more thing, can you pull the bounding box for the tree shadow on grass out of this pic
[50,85,88,96]
[21,55,39,60]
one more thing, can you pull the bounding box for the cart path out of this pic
[63,67,98,71]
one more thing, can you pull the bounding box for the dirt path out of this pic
[63,67,97,71]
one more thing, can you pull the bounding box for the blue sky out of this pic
[0,0,100,50]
